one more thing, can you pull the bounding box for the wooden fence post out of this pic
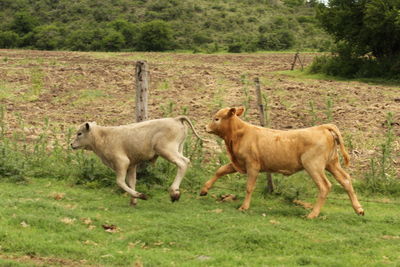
[132,61,149,205]
[291,52,304,71]
[135,61,149,122]
[254,77,274,194]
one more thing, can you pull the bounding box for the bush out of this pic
[309,42,400,78]
[32,25,63,50]
[228,42,243,53]
[66,27,107,51]
[102,29,125,52]
[66,29,96,51]
[192,32,213,45]
[0,31,20,48]
[109,19,140,49]
[258,30,295,50]
[11,11,38,35]
[137,20,174,51]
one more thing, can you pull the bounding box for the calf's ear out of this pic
[236,106,245,116]
[228,107,236,117]
[85,122,90,131]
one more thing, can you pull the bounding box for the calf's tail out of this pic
[324,124,350,167]
[175,116,204,141]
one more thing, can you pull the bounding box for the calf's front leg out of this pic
[200,163,236,196]
[239,167,259,211]
[115,159,147,201]
[126,164,148,207]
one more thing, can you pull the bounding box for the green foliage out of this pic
[314,0,400,78]
[11,11,38,35]
[102,28,125,52]
[109,19,140,49]
[258,30,295,50]
[32,24,63,50]
[0,0,331,52]
[0,31,20,48]
[137,20,174,51]
[359,113,400,195]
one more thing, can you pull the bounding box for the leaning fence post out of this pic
[290,52,298,70]
[135,61,149,122]
[254,77,274,194]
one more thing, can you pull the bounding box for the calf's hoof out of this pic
[238,205,249,211]
[170,190,181,202]
[306,212,319,219]
[130,198,137,207]
[138,193,148,200]
[199,190,208,196]
[356,208,365,216]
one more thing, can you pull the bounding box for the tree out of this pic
[109,19,140,49]
[317,0,400,60]
[0,31,20,48]
[33,25,63,50]
[137,20,174,51]
[11,11,39,35]
[102,29,125,51]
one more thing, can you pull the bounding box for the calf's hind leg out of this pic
[305,168,332,219]
[156,146,190,202]
[326,159,364,216]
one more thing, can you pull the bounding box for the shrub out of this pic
[228,42,243,53]
[309,42,400,79]
[0,31,20,48]
[66,27,107,51]
[109,19,140,49]
[32,25,63,50]
[258,30,295,50]
[192,32,213,45]
[66,29,96,51]
[137,20,174,51]
[11,11,38,35]
[102,29,125,52]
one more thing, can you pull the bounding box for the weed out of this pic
[30,68,44,99]
[324,96,334,122]
[240,74,252,118]
[262,93,271,127]
[160,101,176,117]
[308,100,319,126]
[158,80,170,91]
[361,112,399,195]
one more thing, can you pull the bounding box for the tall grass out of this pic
[0,106,399,197]
[359,112,400,195]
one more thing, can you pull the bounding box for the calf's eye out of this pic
[77,132,82,136]
[214,118,219,122]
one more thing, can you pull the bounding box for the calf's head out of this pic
[206,106,245,137]
[70,122,96,150]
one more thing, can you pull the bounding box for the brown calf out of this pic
[200,107,364,218]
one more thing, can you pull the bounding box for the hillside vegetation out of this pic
[0,0,331,52]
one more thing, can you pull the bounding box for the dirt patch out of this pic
[0,49,399,175]
[0,254,94,266]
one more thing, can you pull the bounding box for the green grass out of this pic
[1,178,400,266]
[278,69,400,86]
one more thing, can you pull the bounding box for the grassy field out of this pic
[1,177,400,266]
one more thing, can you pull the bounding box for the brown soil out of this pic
[0,254,94,266]
[0,49,399,175]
